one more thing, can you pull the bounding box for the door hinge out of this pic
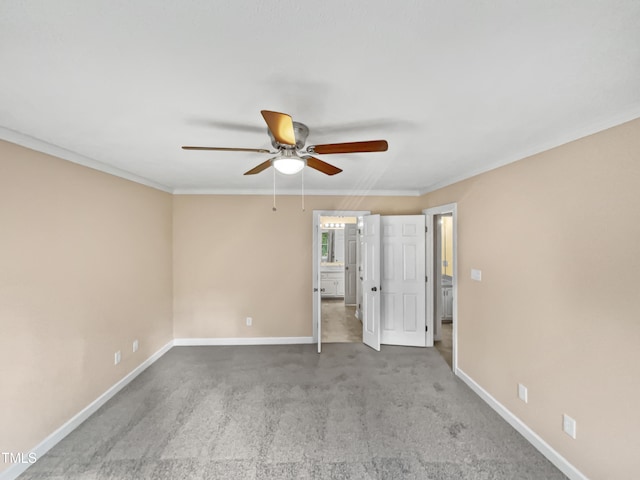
[425,276,428,282]
[425,226,428,233]
[313,288,318,292]
[425,325,428,332]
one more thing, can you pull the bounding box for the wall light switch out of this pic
[246,317,252,327]
[471,269,482,281]
[133,339,139,353]
[114,351,121,365]
[518,383,528,403]
[563,414,577,439]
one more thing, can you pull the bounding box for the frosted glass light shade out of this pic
[273,157,305,175]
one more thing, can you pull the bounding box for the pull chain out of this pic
[301,167,305,211]
[272,166,277,211]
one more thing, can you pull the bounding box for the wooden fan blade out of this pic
[309,140,388,155]
[260,110,296,146]
[244,159,273,175]
[303,156,342,176]
[182,146,271,153]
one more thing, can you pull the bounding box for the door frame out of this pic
[423,203,458,372]
[312,210,371,351]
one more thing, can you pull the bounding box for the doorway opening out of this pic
[424,204,457,371]
[319,215,360,343]
[434,213,453,368]
[312,210,370,352]
[314,210,433,354]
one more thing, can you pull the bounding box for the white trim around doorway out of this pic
[312,210,371,349]
[423,203,458,372]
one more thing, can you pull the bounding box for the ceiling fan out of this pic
[182,110,388,176]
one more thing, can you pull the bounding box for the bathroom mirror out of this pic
[321,228,345,264]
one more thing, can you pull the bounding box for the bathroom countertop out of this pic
[321,262,344,272]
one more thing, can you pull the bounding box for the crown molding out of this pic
[172,187,421,196]
[418,105,640,196]
[0,126,173,193]
[0,127,420,197]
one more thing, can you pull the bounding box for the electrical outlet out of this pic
[114,351,121,365]
[563,414,577,439]
[518,383,528,403]
[133,339,139,353]
[471,269,482,281]
[246,317,252,327]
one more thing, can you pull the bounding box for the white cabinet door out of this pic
[336,276,345,296]
[321,272,344,297]
[442,286,453,320]
[380,215,426,347]
[321,277,336,296]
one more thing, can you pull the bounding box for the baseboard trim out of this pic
[173,336,315,346]
[455,368,588,480]
[0,340,174,480]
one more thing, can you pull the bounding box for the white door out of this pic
[433,215,443,342]
[362,215,381,351]
[344,223,358,305]
[380,215,427,347]
[425,214,435,347]
[316,224,323,353]
[355,217,364,320]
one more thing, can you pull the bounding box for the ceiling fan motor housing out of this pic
[269,121,309,150]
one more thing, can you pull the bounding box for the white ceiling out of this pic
[1,1,639,195]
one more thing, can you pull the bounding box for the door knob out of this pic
[371,286,377,292]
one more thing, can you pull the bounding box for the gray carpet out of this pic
[18,344,567,479]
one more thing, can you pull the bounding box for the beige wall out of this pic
[172,194,423,338]
[422,118,640,479]
[0,141,173,471]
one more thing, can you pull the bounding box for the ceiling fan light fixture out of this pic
[272,153,306,175]
[183,110,386,178]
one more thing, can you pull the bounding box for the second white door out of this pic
[380,215,427,347]
[362,215,381,351]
